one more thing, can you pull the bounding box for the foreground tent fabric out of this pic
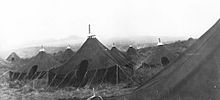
[104,19,220,100]
[49,37,134,88]
[9,50,60,81]
[6,52,21,62]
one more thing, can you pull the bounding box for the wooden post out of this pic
[116,65,119,85]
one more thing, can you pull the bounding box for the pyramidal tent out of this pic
[53,50,63,60]
[126,45,137,56]
[145,44,177,67]
[9,48,60,81]
[104,19,220,100]
[49,36,135,88]
[110,46,133,67]
[6,52,24,70]
[63,46,75,61]
[6,52,21,62]
[54,46,75,63]
[126,45,139,64]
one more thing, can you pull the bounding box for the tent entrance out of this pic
[161,57,170,66]
[28,65,38,79]
[11,58,15,61]
[75,60,89,86]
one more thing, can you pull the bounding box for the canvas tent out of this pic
[49,37,135,88]
[6,52,26,70]
[103,19,220,100]
[54,46,75,63]
[110,46,134,69]
[9,50,60,81]
[144,45,177,67]
[126,46,137,56]
[126,46,140,65]
[6,52,21,62]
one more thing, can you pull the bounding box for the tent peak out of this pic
[112,43,116,47]
[88,24,96,38]
[157,38,164,46]
[6,52,20,62]
[66,45,71,49]
[39,45,45,52]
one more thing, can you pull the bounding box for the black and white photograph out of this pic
[0,0,220,100]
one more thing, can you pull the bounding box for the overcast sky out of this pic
[0,0,220,56]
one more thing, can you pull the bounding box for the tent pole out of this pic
[66,71,76,87]
[46,71,49,87]
[17,73,24,80]
[0,70,10,78]
[33,71,44,88]
[118,66,137,85]
[78,71,88,88]
[14,73,21,81]
[46,74,57,90]
[87,69,97,88]
[56,72,70,88]
[33,80,35,90]
[21,71,43,90]
[11,72,15,81]
[116,65,119,85]
[70,70,78,87]
[99,68,108,87]
[24,72,29,80]
[29,71,38,80]
[35,71,46,88]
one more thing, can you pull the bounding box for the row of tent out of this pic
[6,44,139,65]
[3,26,181,97]
[0,22,201,100]
[7,36,143,88]
[6,47,75,65]
[7,35,176,89]
[7,36,178,88]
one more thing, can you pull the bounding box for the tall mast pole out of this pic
[88,24,96,38]
[158,38,161,43]
[157,38,164,46]
[89,24,91,34]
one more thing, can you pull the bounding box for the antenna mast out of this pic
[157,38,164,46]
[39,45,45,52]
[88,24,96,38]
[89,24,91,34]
